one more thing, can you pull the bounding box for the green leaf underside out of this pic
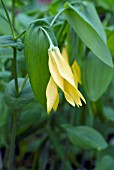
[64,2,113,67]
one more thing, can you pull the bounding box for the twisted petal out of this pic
[52,47,76,88]
[48,50,75,107]
[46,77,59,114]
[64,80,86,107]
[48,50,64,91]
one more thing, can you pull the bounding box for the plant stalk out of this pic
[8,1,18,169]
[12,0,15,28]
[15,29,26,40]
[50,8,66,27]
[8,110,17,170]
[19,74,28,94]
[12,48,19,96]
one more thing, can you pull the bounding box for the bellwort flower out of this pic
[46,46,86,114]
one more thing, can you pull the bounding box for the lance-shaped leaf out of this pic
[64,2,113,67]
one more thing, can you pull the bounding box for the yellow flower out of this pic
[46,76,59,113]
[61,46,69,64]
[72,60,82,86]
[46,46,86,114]
[62,46,82,86]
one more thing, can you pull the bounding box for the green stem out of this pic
[8,48,18,169]
[50,8,66,27]
[12,48,19,96]
[15,29,26,40]
[1,0,15,38]
[32,152,39,170]
[19,74,28,94]
[8,110,17,170]
[8,49,18,170]
[8,1,18,169]
[12,0,15,27]
[40,27,54,48]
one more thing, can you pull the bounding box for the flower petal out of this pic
[62,47,69,63]
[72,60,82,85]
[48,50,64,91]
[64,92,75,107]
[53,92,59,111]
[46,77,58,114]
[52,47,76,88]
[64,80,86,106]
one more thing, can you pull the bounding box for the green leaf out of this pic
[27,137,45,152]
[4,78,35,109]
[106,26,114,56]
[95,0,114,11]
[0,11,11,34]
[82,52,113,101]
[94,155,114,170]
[0,48,13,60]
[24,19,57,109]
[0,71,11,78]
[0,35,23,50]
[103,106,114,122]
[67,26,78,64]
[67,26,85,65]
[16,13,33,28]
[64,2,113,67]
[15,0,26,6]
[63,125,107,150]
[17,101,45,134]
[97,145,114,160]
[16,115,48,142]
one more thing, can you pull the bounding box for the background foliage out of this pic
[0,0,114,170]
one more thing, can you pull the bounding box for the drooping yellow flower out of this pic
[46,46,86,114]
